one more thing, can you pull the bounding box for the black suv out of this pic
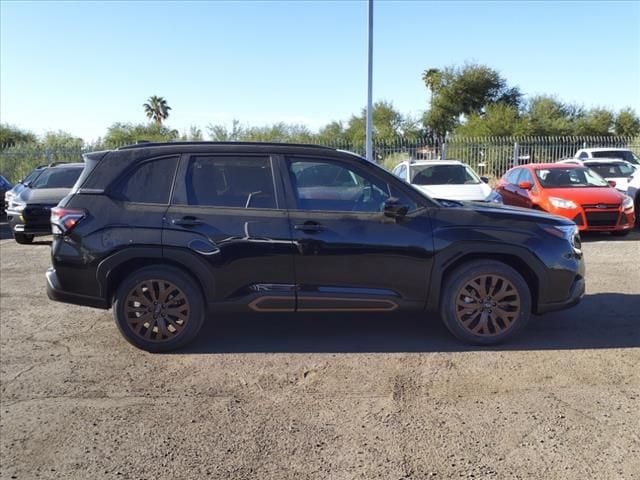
[47,143,585,352]
[7,163,84,244]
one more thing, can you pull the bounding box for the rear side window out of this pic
[183,156,276,209]
[116,156,178,204]
[32,167,82,189]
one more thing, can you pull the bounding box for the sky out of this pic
[1,0,639,142]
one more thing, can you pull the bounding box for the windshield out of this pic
[22,168,44,185]
[592,150,639,164]
[410,164,481,185]
[586,162,635,179]
[31,167,82,189]
[535,167,609,188]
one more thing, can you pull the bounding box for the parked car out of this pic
[47,142,585,352]
[391,160,502,203]
[4,165,48,212]
[627,169,640,226]
[557,158,637,193]
[6,163,84,244]
[574,147,639,165]
[497,163,635,235]
[0,175,13,214]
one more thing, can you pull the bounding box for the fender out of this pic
[96,246,217,303]
[425,240,549,312]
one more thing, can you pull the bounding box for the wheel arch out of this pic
[427,244,545,314]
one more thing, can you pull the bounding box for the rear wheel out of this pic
[113,266,205,352]
[440,260,532,345]
[14,233,34,244]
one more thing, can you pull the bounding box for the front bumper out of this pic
[46,267,109,309]
[536,275,585,314]
[7,205,54,236]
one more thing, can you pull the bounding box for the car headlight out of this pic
[549,197,577,209]
[485,190,503,203]
[8,200,26,212]
[622,195,634,210]
[542,224,580,250]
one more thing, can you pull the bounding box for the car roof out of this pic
[578,147,632,152]
[405,160,464,166]
[581,158,629,164]
[48,162,84,168]
[523,163,587,169]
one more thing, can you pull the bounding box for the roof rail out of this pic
[117,141,337,151]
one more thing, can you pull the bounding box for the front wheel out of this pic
[440,260,532,345]
[113,266,205,352]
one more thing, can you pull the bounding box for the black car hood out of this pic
[434,198,574,226]
[16,187,72,205]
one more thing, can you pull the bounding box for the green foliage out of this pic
[0,124,37,149]
[101,122,179,148]
[423,63,522,139]
[180,126,204,141]
[614,109,640,136]
[573,109,614,136]
[143,96,172,125]
[456,103,526,137]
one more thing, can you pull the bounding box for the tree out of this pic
[0,124,37,149]
[573,109,614,136]
[522,96,577,136]
[101,123,179,148]
[455,103,526,137]
[142,96,172,125]
[614,108,640,136]
[423,63,522,139]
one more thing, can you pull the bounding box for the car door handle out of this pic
[172,216,203,227]
[293,222,325,232]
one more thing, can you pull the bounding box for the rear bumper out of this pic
[46,267,109,309]
[536,275,585,314]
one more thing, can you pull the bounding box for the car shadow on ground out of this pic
[183,292,640,354]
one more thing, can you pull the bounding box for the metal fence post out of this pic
[512,142,519,167]
[441,142,447,160]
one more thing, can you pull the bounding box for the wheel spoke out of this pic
[124,279,191,343]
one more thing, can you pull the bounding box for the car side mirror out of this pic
[480,176,489,184]
[384,198,409,219]
[608,180,617,188]
[518,181,533,190]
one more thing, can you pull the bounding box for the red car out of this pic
[497,163,635,235]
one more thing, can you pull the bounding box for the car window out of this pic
[518,169,534,185]
[578,152,588,159]
[31,167,82,189]
[411,164,480,185]
[585,162,635,178]
[184,156,276,209]
[287,157,414,213]
[117,156,178,204]
[504,168,521,184]
[535,167,608,188]
[591,150,634,162]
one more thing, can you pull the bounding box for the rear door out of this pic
[164,154,296,311]
[281,154,435,311]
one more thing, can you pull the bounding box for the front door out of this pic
[281,155,435,311]
[164,154,296,311]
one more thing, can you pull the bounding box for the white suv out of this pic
[574,147,639,166]
[391,160,502,203]
[557,158,637,193]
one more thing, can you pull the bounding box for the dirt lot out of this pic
[1,219,639,480]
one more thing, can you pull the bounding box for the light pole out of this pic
[366,0,374,162]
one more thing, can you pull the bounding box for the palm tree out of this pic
[422,68,442,111]
[143,96,172,125]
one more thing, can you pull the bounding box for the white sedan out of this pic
[391,160,502,203]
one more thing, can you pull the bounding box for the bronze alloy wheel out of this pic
[124,279,190,343]
[455,274,521,336]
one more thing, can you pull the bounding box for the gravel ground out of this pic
[1,220,639,480]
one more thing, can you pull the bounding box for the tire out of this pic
[14,233,34,244]
[611,230,630,237]
[112,266,205,352]
[439,260,532,345]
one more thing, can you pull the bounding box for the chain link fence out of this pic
[1,136,639,184]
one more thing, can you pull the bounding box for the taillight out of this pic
[51,207,85,234]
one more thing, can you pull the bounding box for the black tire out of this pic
[112,266,205,352]
[611,230,630,237]
[14,233,34,244]
[439,260,532,345]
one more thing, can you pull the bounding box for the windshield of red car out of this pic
[535,167,609,188]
